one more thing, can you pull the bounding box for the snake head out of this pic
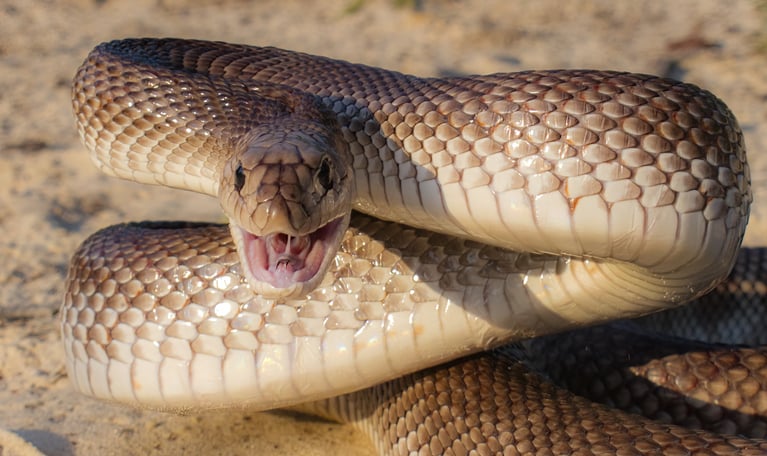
[221,124,353,298]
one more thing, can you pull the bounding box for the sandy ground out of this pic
[1,1,766,454]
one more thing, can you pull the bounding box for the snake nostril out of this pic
[234,162,246,193]
[316,157,333,191]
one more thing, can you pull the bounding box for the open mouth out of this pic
[231,215,347,297]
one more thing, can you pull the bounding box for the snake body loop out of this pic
[63,39,760,454]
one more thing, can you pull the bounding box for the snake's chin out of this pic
[230,215,348,298]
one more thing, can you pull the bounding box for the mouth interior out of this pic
[238,217,344,290]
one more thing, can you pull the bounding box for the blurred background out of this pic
[0,1,765,454]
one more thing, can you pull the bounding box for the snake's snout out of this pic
[224,156,351,297]
[218,127,354,298]
[222,125,352,232]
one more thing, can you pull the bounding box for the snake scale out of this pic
[62,38,765,454]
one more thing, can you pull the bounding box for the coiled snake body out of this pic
[63,39,764,454]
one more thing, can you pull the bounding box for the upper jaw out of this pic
[229,213,350,299]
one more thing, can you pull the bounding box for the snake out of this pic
[61,38,763,454]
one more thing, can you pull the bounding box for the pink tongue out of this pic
[267,233,310,275]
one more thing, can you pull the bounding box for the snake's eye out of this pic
[317,158,333,191]
[234,163,245,193]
